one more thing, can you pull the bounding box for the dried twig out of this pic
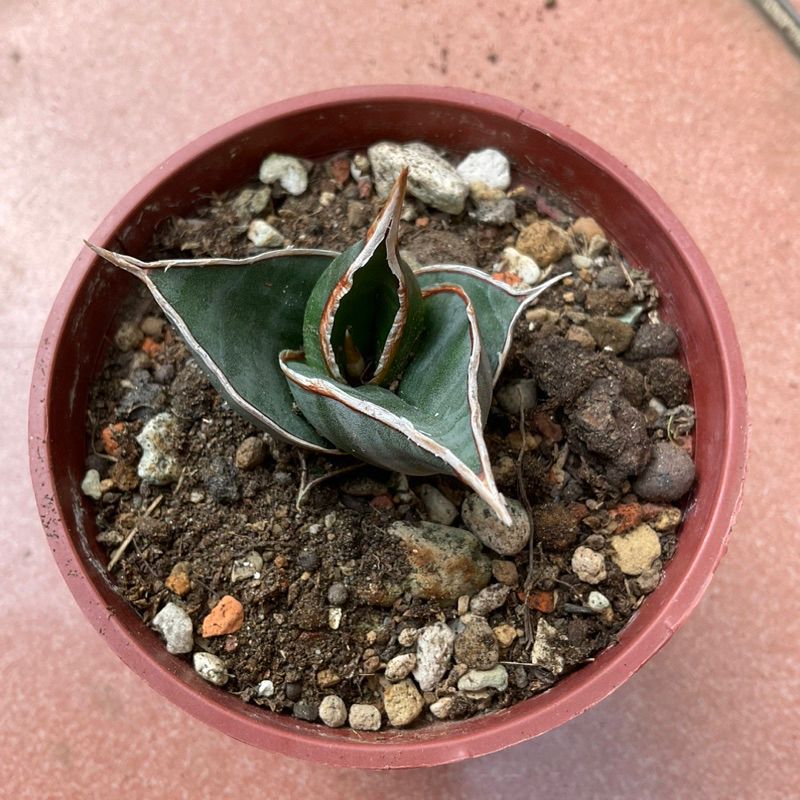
[514,385,537,647]
[108,494,163,570]
[295,461,362,512]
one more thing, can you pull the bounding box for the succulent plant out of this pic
[90,169,564,524]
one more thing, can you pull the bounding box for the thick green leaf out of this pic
[87,245,338,451]
[282,284,513,524]
[302,169,425,387]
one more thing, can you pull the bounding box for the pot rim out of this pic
[28,84,748,769]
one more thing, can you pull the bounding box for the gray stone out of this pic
[193,652,228,685]
[152,602,194,654]
[457,664,509,692]
[469,583,511,616]
[327,582,348,606]
[571,546,607,585]
[456,149,511,190]
[413,622,455,692]
[230,186,271,219]
[387,521,492,602]
[348,704,381,731]
[627,323,679,360]
[292,702,319,722]
[495,378,538,416]
[595,265,628,289]
[383,679,424,727]
[454,618,499,670]
[468,182,516,225]
[632,442,696,502]
[368,141,468,214]
[136,412,181,485]
[461,494,531,556]
[418,484,458,525]
[206,458,239,504]
[319,695,347,727]
[258,153,309,195]
[81,469,102,500]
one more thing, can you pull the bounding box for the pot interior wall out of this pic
[39,93,739,765]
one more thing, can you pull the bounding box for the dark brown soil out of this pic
[84,149,694,728]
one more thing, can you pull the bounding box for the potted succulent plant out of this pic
[29,86,748,768]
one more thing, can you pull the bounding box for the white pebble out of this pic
[247,219,284,248]
[319,695,348,728]
[530,619,566,675]
[413,622,455,692]
[328,607,342,630]
[81,469,102,500]
[496,247,541,286]
[587,591,610,611]
[348,703,381,731]
[193,652,228,686]
[456,148,511,190]
[385,653,417,682]
[429,696,454,720]
[136,412,181,485]
[397,627,418,647]
[256,679,275,697]
[258,153,308,195]
[152,602,194,654]
[319,191,335,207]
[571,546,607,585]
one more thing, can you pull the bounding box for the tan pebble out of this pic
[201,595,244,637]
[493,623,517,649]
[650,507,682,532]
[383,679,424,727]
[570,216,606,243]
[165,562,191,596]
[316,669,341,688]
[515,220,572,266]
[610,523,662,576]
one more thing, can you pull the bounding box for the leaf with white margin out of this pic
[416,266,569,384]
[86,244,339,451]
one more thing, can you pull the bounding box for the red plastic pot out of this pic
[29,85,748,769]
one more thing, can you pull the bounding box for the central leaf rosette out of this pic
[90,167,567,524]
[278,170,509,522]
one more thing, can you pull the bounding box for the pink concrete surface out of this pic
[2,0,798,797]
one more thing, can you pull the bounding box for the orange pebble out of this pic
[492,270,524,287]
[141,336,163,357]
[609,503,644,533]
[101,423,125,457]
[518,590,555,613]
[201,595,244,637]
